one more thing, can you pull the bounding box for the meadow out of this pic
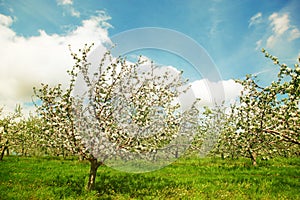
[0,155,299,199]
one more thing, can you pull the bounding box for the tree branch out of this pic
[263,129,300,145]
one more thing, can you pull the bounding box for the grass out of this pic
[0,155,299,199]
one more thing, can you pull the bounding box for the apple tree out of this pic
[34,44,199,190]
[232,50,299,165]
[0,105,22,160]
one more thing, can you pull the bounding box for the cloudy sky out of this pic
[0,0,299,115]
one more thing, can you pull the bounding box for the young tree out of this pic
[0,105,22,160]
[234,78,277,165]
[0,107,8,160]
[11,115,45,156]
[261,49,300,147]
[191,103,227,158]
[232,50,300,165]
[201,103,241,159]
[34,44,199,190]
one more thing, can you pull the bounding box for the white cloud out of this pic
[266,12,300,49]
[255,39,262,50]
[57,0,73,5]
[269,13,289,35]
[249,12,262,27]
[0,14,13,26]
[0,12,112,116]
[189,79,242,107]
[289,28,300,41]
[70,7,80,17]
[221,79,243,101]
[57,0,80,17]
[266,35,276,49]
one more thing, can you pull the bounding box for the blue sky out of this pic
[0,0,299,114]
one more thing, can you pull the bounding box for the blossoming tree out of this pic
[34,44,199,190]
[215,50,300,165]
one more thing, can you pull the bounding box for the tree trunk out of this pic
[221,152,225,159]
[6,146,9,156]
[87,158,101,191]
[175,147,179,158]
[78,154,84,161]
[0,146,8,161]
[249,150,257,166]
[22,145,25,156]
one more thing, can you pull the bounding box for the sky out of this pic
[0,0,299,116]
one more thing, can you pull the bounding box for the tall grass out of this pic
[0,156,299,199]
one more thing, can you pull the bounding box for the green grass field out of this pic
[0,156,299,199]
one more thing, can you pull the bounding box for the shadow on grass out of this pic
[44,174,87,198]
[95,171,182,198]
[43,168,182,198]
